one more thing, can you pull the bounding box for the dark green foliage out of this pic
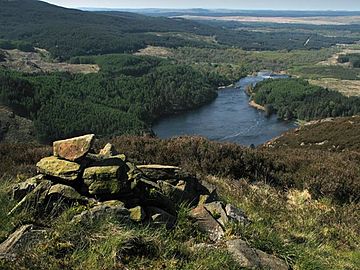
[338,53,360,68]
[0,54,217,142]
[0,39,35,52]
[252,78,360,120]
[0,0,216,60]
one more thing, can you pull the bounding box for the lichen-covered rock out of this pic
[12,175,43,201]
[71,200,129,224]
[129,206,146,222]
[83,166,121,181]
[137,164,183,180]
[53,134,95,161]
[36,156,81,182]
[226,239,288,270]
[83,165,128,195]
[48,184,84,201]
[99,143,119,156]
[190,205,224,242]
[204,201,228,228]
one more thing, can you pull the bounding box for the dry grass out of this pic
[134,46,174,58]
[309,78,360,96]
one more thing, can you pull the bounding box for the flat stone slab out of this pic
[36,156,81,181]
[137,165,180,170]
[53,134,95,161]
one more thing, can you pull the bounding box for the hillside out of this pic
[265,116,360,152]
[0,127,359,269]
[0,0,356,60]
[0,0,217,59]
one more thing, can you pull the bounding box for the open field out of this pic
[0,48,100,74]
[309,78,360,96]
[178,15,360,25]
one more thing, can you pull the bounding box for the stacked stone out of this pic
[4,134,289,269]
[9,134,232,228]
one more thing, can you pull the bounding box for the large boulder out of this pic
[0,225,48,259]
[190,205,224,242]
[36,156,81,182]
[53,134,95,161]
[226,239,288,270]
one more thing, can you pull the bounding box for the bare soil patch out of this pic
[0,48,99,74]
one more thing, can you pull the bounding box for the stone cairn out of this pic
[4,134,288,269]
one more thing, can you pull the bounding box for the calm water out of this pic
[153,72,297,146]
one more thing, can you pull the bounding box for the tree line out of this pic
[252,78,360,120]
[0,54,217,142]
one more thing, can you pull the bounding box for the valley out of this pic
[0,1,359,269]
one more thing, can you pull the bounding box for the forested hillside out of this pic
[0,0,356,60]
[251,78,360,120]
[0,55,217,142]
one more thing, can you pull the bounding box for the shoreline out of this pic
[249,100,266,111]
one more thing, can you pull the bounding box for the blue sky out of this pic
[44,0,360,11]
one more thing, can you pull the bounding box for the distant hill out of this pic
[0,0,356,59]
[0,0,218,59]
[86,8,360,18]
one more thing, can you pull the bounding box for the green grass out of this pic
[208,176,360,270]
[0,201,241,270]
